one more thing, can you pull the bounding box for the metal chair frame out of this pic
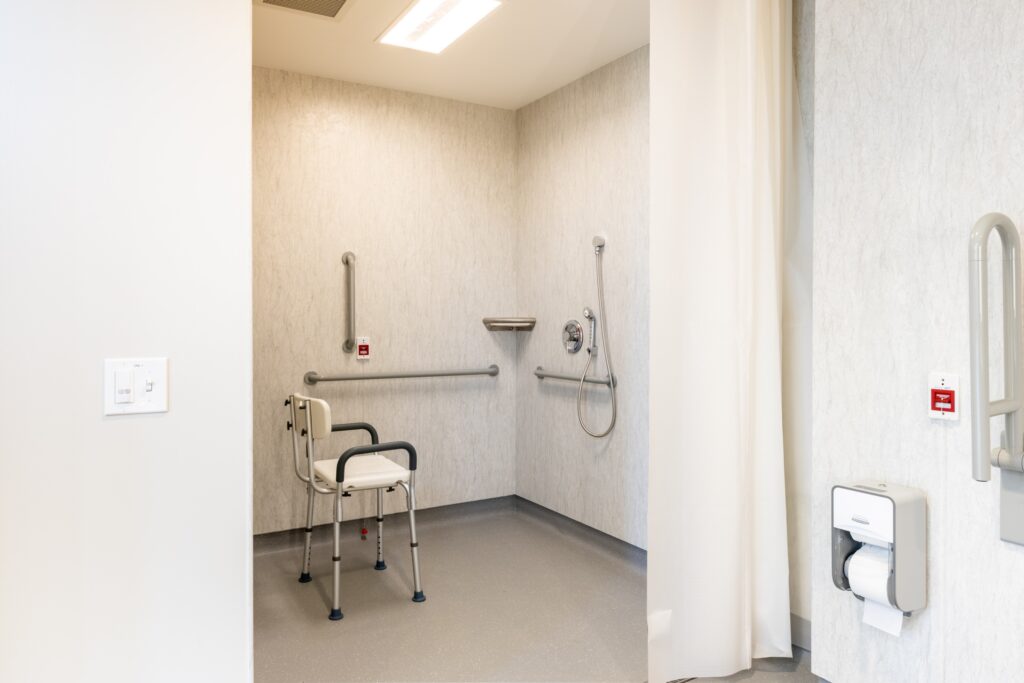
[286,394,425,621]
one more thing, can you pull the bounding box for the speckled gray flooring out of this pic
[693,647,818,682]
[254,496,647,682]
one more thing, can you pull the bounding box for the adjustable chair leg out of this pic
[374,487,387,570]
[299,483,314,583]
[404,476,425,602]
[329,491,343,621]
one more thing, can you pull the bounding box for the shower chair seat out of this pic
[312,454,409,491]
[287,393,425,621]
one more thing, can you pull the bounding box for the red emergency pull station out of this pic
[355,336,371,360]
[931,389,954,412]
[928,372,959,421]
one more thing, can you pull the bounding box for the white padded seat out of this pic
[313,454,410,492]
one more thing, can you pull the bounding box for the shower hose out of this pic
[577,247,617,437]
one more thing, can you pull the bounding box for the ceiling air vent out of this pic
[260,0,348,18]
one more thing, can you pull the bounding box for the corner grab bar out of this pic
[534,366,616,387]
[969,212,1024,480]
[305,364,499,385]
[342,252,356,353]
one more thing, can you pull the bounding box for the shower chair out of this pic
[286,393,425,620]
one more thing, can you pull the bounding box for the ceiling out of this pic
[252,0,650,110]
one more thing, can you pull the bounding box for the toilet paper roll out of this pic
[847,545,904,636]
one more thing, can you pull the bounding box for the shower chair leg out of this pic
[298,483,314,583]
[402,477,425,602]
[329,491,343,621]
[374,487,387,570]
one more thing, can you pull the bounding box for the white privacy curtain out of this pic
[648,0,795,680]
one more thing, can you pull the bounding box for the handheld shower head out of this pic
[583,307,597,354]
[592,236,606,253]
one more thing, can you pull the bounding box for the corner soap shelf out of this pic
[482,317,536,332]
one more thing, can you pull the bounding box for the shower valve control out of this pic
[928,372,958,421]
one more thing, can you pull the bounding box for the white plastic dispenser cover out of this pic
[833,486,894,544]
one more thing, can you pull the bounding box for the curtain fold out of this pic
[648,1,795,679]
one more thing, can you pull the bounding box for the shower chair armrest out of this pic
[331,422,379,445]
[336,441,418,484]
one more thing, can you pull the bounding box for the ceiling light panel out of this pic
[379,0,501,54]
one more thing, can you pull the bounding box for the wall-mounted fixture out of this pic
[533,237,617,438]
[482,317,535,331]
[562,320,583,353]
[378,0,501,54]
[342,251,356,353]
[832,482,926,636]
[968,212,1024,545]
[305,364,499,385]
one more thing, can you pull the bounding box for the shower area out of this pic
[251,2,649,679]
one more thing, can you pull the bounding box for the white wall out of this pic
[515,47,650,548]
[252,69,517,533]
[813,2,1024,680]
[0,3,253,681]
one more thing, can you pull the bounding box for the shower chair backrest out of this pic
[292,393,332,440]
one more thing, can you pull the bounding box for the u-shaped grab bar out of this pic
[969,212,1024,481]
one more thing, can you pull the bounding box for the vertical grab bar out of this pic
[969,213,1024,481]
[342,252,355,353]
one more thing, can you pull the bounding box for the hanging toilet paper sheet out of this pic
[847,544,904,636]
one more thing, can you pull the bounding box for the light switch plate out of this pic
[104,358,168,415]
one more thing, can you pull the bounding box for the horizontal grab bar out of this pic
[534,366,617,387]
[305,364,499,385]
[990,399,1021,417]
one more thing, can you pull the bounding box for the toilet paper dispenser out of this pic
[832,482,926,621]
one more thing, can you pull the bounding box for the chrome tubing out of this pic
[535,366,616,386]
[305,364,499,385]
[342,252,356,353]
[577,237,617,438]
[969,212,1024,481]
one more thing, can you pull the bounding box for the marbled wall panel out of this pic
[253,69,518,533]
[813,2,1024,680]
[515,48,650,548]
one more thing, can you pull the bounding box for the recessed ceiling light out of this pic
[379,0,501,54]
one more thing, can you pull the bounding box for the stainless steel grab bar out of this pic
[342,252,356,353]
[534,366,616,387]
[305,364,499,385]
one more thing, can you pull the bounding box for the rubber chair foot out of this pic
[298,572,312,583]
[412,591,426,603]
[374,561,388,571]
[328,608,344,621]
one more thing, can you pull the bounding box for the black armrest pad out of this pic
[336,441,418,484]
[331,422,379,445]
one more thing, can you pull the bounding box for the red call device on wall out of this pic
[928,372,958,421]
[930,388,954,412]
[356,336,370,360]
